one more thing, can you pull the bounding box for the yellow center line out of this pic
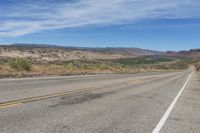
[0,103,23,109]
[0,87,97,109]
[129,79,142,84]
[0,78,155,109]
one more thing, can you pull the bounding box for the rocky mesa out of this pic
[0,44,163,62]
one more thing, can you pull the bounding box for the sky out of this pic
[0,0,200,51]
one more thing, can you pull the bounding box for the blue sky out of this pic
[0,0,200,51]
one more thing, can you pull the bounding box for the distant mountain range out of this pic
[10,43,164,55]
[166,49,200,59]
[0,44,199,62]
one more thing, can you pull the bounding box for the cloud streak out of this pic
[0,0,200,37]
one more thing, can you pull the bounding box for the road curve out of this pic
[0,69,199,133]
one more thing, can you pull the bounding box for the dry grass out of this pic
[0,56,190,78]
[0,63,168,78]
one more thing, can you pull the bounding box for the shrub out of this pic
[9,59,31,71]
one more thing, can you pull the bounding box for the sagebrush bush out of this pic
[9,59,31,71]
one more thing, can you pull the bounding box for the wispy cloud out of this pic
[0,0,199,37]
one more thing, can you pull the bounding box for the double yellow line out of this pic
[0,78,145,109]
[0,87,101,109]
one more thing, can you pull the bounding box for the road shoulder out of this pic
[161,71,200,133]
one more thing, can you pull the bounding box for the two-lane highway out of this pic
[0,69,199,133]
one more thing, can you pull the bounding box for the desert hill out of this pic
[0,44,164,62]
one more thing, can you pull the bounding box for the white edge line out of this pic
[152,69,194,133]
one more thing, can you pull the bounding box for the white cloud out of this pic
[0,0,199,37]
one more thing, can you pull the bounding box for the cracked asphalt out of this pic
[0,70,199,133]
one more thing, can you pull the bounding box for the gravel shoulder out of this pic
[161,71,200,133]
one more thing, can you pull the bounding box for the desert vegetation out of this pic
[0,45,199,78]
[0,55,193,78]
[9,59,31,71]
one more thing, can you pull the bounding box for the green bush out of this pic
[9,59,31,71]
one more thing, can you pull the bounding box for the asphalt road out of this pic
[0,68,199,133]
